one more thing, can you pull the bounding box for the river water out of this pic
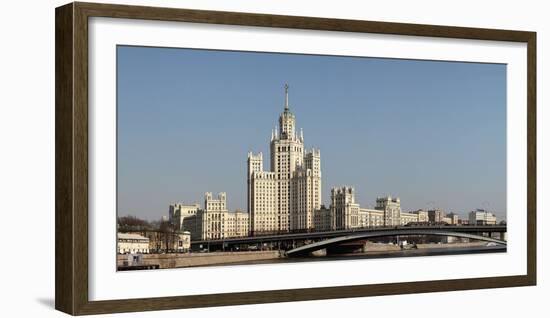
[226,245,506,266]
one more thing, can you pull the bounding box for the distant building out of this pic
[126,230,190,253]
[175,231,191,252]
[400,211,420,225]
[446,212,460,225]
[185,193,250,241]
[313,205,331,231]
[375,196,402,226]
[169,203,200,231]
[331,187,360,230]
[415,209,429,223]
[117,233,149,254]
[224,210,249,238]
[441,217,452,225]
[469,209,497,225]
[362,208,385,228]
[329,188,407,229]
[428,209,446,223]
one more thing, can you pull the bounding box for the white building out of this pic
[186,193,250,240]
[329,188,413,229]
[441,216,453,225]
[428,209,446,223]
[375,196,402,226]
[175,231,191,252]
[410,209,429,223]
[400,211,420,225]
[469,209,497,225]
[447,213,460,225]
[248,84,321,235]
[117,233,150,254]
[331,186,360,230]
[361,208,385,228]
[169,203,200,231]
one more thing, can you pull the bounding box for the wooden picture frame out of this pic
[55,2,536,315]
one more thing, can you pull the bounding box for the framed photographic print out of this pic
[55,2,536,315]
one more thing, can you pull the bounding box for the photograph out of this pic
[116,45,508,271]
[41,0,539,315]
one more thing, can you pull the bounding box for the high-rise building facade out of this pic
[248,85,321,235]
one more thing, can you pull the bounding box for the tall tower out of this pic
[248,84,322,235]
[271,84,305,232]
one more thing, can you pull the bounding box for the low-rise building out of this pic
[313,206,332,231]
[175,231,191,252]
[360,208,385,228]
[447,212,460,225]
[416,210,429,222]
[400,211,419,225]
[428,209,446,223]
[124,230,190,253]
[117,233,150,254]
[441,216,453,225]
[468,209,497,225]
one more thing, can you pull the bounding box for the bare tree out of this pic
[117,215,151,232]
[159,219,176,253]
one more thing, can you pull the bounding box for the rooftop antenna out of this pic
[284,83,289,111]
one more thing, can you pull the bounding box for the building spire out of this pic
[284,83,289,111]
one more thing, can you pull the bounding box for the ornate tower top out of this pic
[279,83,296,140]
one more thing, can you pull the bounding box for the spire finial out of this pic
[284,83,289,111]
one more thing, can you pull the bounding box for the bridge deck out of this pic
[191,225,507,246]
[285,230,507,256]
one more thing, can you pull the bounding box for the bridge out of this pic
[190,225,507,252]
[285,229,507,257]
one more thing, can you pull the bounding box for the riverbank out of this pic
[416,241,488,249]
[117,241,503,270]
[117,250,281,269]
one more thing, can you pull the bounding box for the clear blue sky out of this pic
[117,45,506,221]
